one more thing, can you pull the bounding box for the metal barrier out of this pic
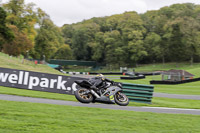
[49,59,97,67]
[122,83,154,104]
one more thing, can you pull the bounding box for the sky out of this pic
[2,0,200,27]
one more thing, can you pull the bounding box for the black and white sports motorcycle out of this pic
[74,80,129,106]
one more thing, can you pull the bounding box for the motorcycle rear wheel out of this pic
[75,88,94,103]
[114,92,129,106]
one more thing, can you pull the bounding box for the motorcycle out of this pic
[74,79,129,106]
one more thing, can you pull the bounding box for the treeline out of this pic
[1,1,200,67]
[62,3,200,67]
[0,0,73,61]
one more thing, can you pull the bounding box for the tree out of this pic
[34,18,64,60]
[3,0,39,44]
[0,7,14,50]
[163,19,186,62]
[71,28,91,60]
[53,44,73,60]
[127,30,147,66]
[163,15,200,64]
[71,23,100,60]
[116,12,147,65]
[91,32,105,63]
[103,30,125,67]
[62,24,74,45]
[144,32,162,62]
[179,17,200,65]
[141,10,159,33]
[3,25,32,56]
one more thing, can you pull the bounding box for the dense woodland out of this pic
[1,0,200,67]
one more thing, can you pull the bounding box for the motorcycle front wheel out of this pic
[75,88,94,103]
[114,92,129,106]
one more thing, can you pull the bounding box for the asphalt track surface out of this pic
[153,93,200,100]
[0,94,200,115]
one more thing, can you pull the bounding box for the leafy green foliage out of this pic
[3,25,32,56]
[3,0,38,44]
[34,19,64,60]
[52,44,73,60]
[1,0,49,56]
[1,1,200,66]
[61,3,200,66]
[0,7,14,50]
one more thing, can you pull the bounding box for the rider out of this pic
[88,74,113,91]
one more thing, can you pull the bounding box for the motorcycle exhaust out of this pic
[90,90,100,98]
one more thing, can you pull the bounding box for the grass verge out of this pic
[0,52,63,75]
[0,100,200,133]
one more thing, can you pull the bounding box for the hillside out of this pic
[0,52,62,75]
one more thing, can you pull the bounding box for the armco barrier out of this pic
[122,83,154,104]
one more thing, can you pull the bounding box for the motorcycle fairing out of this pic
[95,86,121,103]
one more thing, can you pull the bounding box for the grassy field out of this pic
[0,100,200,133]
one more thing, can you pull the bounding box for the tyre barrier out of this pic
[135,72,161,76]
[150,77,200,84]
[89,72,161,76]
[66,72,89,75]
[122,83,154,104]
[89,72,124,75]
[120,75,145,80]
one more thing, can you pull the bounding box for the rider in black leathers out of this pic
[87,74,113,92]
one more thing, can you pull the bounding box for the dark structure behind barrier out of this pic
[122,83,154,104]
